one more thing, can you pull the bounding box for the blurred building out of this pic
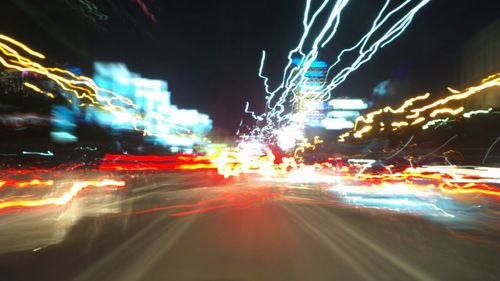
[86,62,212,149]
[321,98,368,130]
[292,58,328,127]
[290,59,371,133]
[461,17,500,109]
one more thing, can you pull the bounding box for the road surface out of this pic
[0,170,499,281]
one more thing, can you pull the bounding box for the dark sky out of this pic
[1,0,499,133]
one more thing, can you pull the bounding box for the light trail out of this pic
[98,154,217,171]
[23,82,55,99]
[422,118,449,130]
[216,148,277,179]
[294,136,323,160]
[245,0,430,146]
[429,106,464,118]
[439,186,500,197]
[0,34,45,58]
[212,149,500,221]
[463,108,493,118]
[22,150,54,156]
[353,125,372,138]
[0,33,192,139]
[353,93,430,129]
[0,179,125,213]
[349,73,500,139]
[16,179,54,188]
[482,136,500,164]
[0,179,54,189]
[133,0,157,23]
[0,113,51,129]
[0,33,138,112]
[386,135,414,160]
[410,116,426,125]
[0,34,124,106]
[338,131,350,142]
[419,107,498,129]
[214,146,500,202]
[407,74,500,119]
[328,182,456,218]
[64,0,108,23]
[391,121,409,128]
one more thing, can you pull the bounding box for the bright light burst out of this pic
[214,150,500,218]
[242,0,431,148]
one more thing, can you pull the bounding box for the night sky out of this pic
[1,0,499,134]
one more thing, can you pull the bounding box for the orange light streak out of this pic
[17,179,54,188]
[0,179,125,212]
[407,76,500,119]
[439,186,500,197]
[344,73,500,140]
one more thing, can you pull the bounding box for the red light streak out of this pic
[132,0,157,23]
[98,154,217,171]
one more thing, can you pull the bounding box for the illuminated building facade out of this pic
[86,62,212,149]
[322,98,369,130]
[292,58,328,127]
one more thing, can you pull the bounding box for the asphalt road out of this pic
[0,170,499,281]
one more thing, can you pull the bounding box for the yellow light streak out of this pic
[0,34,45,59]
[391,121,408,128]
[0,33,193,139]
[446,87,460,94]
[338,132,350,142]
[17,179,54,188]
[407,77,500,119]
[429,107,464,118]
[23,82,55,98]
[410,117,425,125]
[383,93,430,114]
[342,73,500,140]
[353,126,372,138]
[0,179,124,210]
